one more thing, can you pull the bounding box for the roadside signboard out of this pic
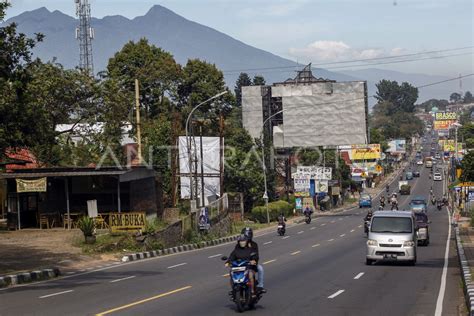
[434,120,456,130]
[434,112,457,120]
[109,212,146,232]
[294,166,332,180]
[295,198,302,210]
[16,178,47,193]
[350,144,381,160]
[387,139,406,153]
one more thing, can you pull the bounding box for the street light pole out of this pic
[185,91,228,210]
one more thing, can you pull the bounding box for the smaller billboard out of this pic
[351,144,381,160]
[294,166,332,181]
[434,120,456,130]
[435,112,457,121]
[387,139,406,153]
[16,178,47,193]
[443,140,462,152]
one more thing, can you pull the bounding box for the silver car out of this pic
[366,211,417,265]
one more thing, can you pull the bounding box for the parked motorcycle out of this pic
[277,224,285,236]
[222,256,262,313]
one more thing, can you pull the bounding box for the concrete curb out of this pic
[122,235,240,262]
[0,268,61,288]
[454,226,474,315]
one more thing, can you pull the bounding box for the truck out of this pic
[424,157,433,168]
[399,180,411,195]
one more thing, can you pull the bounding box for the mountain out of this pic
[338,68,474,105]
[4,5,356,86]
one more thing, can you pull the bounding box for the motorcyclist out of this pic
[386,184,390,193]
[277,213,287,227]
[240,227,266,294]
[442,196,448,206]
[390,194,398,210]
[226,234,257,296]
[303,206,313,218]
[379,196,386,208]
[364,209,373,222]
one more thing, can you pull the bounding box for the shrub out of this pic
[251,200,294,223]
[77,216,95,237]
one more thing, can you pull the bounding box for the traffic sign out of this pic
[375,165,383,172]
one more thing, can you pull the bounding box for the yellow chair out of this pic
[94,214,109,229]
[39,215,49,229]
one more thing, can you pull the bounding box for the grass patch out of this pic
[232,221,274,235]
[79,232,163,254]
[345,197,357,204]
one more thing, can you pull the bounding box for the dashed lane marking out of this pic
[321,224,326,226]
[208,254,222,259]
[350,229,355,233]
[263,241,273,245]
[328,290,345,299]
[39,290,74,299]
[328,239,335,242]
[282,236,290,240]
[263,259,276,265]
[358,225,363,228]
[167,263,187,269]
[110,276,136,283]
[312,244,320,248]
[290,251,301,256]
[310,227,316,230]
[354,272,365,280]
[340,234,346,237]
[297,231,304,234]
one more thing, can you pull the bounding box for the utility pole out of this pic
[199,125,205,207]
[75,0,94,75]
[134,79,142,165]
[219,113,225,198]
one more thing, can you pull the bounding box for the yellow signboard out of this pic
[16,178,47,193]
[109,212,146,231]
[351,144,381,160]
[443,140,462,152]
[458,182,474,187]
[376,165,383,172]
[435,112,457,121]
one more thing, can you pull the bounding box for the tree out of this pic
[450,92,462,103]
[374,80,418,114]
[461,151,474,182]
[234,73,252,107]
[106,38,181,118]
[464,91,474,104]
[0,2,44,158]
[418,99,449,112]
[252,75,266,86]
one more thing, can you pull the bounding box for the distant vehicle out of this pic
[413,171,420,177]
[425,157,433,168]
[415,212,430,246]
[409,196,427,213]
[405,172,413,180]
[416,160,423,165]
[435,153,441,159]
[433,173,442,181]
[359,194,372,208]
[399,181,411,195]
[366,211,417,265]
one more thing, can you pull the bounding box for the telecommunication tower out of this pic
[75,0,94,75]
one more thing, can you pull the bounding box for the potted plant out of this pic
[77,216,96,244]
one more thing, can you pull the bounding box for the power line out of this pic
[416,73,474,89]
[222,46,474,75]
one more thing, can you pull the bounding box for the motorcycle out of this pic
[364,220,371,235]
[437,202,442,211]
[222,256,262,312]
[304,213,312,224]
[277,223,285,236]
[378,205,384,211]
[431,198,436,205]
[390,202,399,210]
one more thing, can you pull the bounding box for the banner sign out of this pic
[16,178,47,193]
[434,120,456,131]
[351,144,381,160]
[387,139,406,153]
[109,212,146,231]
[293,166,332,180]
[295,198,302,210]
[293,178,328,195]
[435,112,457,121]
[443,140,462,152]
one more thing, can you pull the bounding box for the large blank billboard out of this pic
[242,81,368,147]
[273,82,368,147]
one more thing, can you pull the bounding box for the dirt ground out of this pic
[0,229,118,275]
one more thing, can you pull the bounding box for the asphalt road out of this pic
[0,138,464,315]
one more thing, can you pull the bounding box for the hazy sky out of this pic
[5,0,474,77]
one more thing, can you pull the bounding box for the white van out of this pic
[366,211,417,265]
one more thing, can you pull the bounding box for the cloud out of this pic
[289,40,402,62]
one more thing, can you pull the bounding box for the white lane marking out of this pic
[208,254,222,259]
[330,220,336,223]
[263,241,273,245]
[291,250,301,256]
[39,290,74,299]
[297,231,304,234]
[339,218,343,221]
[434,208,452,316]
[321,224,326,226]
[354,272,365,280]
[328,290,345,299]
[312,244,320,248]
[328,239,334,242]
[263,259,276,265]
[340,234,346,237]
[310,227,316,230]
[110,275,136,283]
[167,263,187,269]
[358,225,362,228]
[350,229,355,233]
[282,236,290,240]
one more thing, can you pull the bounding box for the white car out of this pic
[416,160,423,165]
[433,173,442,181]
